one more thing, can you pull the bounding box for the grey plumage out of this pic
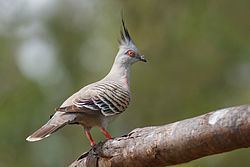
[26,18,146,145]
[26,112,76,141]
[73,81,130,116]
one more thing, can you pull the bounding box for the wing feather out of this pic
[58,82,130,116]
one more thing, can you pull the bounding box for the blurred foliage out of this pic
[0,0,250,166]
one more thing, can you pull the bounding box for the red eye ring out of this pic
[127,50,135,57]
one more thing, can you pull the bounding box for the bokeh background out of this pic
[1,0,250,166]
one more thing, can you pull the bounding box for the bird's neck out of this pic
[104,60,131,88]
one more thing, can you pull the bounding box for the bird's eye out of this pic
[126,50,136,57]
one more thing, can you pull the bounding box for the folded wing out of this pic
[58,82,130,117]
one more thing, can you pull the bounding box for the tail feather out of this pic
[26,112,76,142]
[26,123,65,142]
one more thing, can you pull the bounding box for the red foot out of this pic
[84,129,95,146]
[99,127,112,139]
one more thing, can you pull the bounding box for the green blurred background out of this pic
[0,0,250,166]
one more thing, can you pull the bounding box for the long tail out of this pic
[26,112,75,142]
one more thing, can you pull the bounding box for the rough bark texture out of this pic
[69,105,250,167]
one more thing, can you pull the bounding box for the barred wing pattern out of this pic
[73,82,130,116]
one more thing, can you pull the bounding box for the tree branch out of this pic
[69,105,250,167]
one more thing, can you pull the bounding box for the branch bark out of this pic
[69,105,250,167]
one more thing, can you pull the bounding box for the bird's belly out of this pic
[73,112,118,129]
[74,112,103,128]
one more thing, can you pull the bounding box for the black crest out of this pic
[120,17,133,44]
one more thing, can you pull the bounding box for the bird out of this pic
[26,18,147,146]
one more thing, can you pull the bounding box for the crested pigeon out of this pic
[26,19,146,146]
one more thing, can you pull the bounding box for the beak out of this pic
[138,55,147,62]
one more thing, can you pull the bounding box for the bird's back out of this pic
[61,81,130,113]
[55,80,130,127]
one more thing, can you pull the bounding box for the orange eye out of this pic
[127,50,135,57]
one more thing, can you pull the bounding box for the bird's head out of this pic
[115,18,146,65]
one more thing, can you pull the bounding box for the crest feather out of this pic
[120,17,133,44]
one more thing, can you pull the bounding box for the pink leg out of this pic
[84,129,95,146]
[99,127,112,139]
